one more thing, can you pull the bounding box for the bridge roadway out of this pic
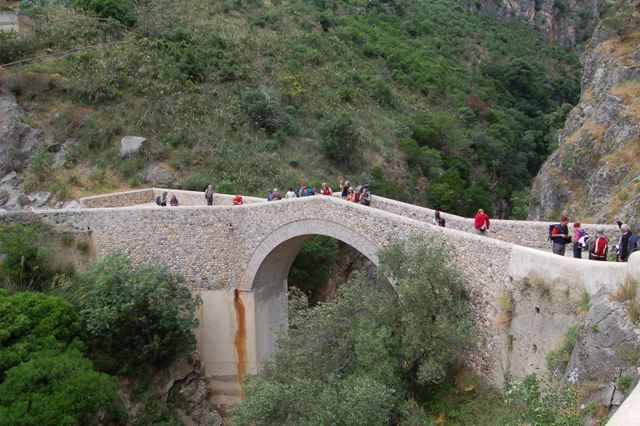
[1,188,638,420]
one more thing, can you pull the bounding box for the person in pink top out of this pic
[474,209,490,235]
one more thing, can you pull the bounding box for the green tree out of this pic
[0,349,122,426]
[233,238,471,425]
[0,291,83,379]
[74,253,200,373]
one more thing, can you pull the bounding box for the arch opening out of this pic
[239,220,381,372]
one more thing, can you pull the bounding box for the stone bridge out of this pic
[2,188,639,416]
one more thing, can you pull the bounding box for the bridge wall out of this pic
[369,195,621,248]
[1,193,638,396]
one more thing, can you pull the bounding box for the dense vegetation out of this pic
[1,0,579,217]
[234,237,584,424]
[0,225,200,424]
[234,238,473,424]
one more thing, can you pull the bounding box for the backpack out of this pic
[590,236,608,259]
[629,234,639,254]
[548,224,563,242]
[578,233,590,251]
[155,195,162,205]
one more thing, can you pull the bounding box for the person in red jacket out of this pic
[232,195,243,205]
[474,209,490,234]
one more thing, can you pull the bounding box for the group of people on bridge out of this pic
[548,216,638,262]
[169,184,638,263]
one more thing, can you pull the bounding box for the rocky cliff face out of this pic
[463,0,597,47]
[528,2,640,226]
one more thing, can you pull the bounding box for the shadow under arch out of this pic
[238,219,380,371]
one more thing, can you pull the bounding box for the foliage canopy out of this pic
[73,253,200,373]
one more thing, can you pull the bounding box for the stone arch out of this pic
[238,219,380,370]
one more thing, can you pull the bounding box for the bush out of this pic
[505,374,580,426]
[241,89,288,135]
[75,0,136,26]
[0,224,54,292]
[0,291,83,379]
[234,238,471,424]
[320,113,362,168]
[0,349,122,425]
[75,253,199,373]
[24,148,55,193]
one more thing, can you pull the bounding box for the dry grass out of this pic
[611,80,640,120]
[598,32,640,62]
[563,119,605,146]
[610,279,637,302]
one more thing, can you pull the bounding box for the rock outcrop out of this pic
[528,2,640,226]
[462,0,597,47]
[0,86,52,176]
[563,288,640,409]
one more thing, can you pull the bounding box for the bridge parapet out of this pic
[369,194,620,248]
[79,188,265,208]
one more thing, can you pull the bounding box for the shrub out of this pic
[216,179,235,194]
[0,291,83,379]
[75,253,199,373]
[76,241,90,253]
[24,148,55,193]
[75,0,136,26]
[241,89,288,135]
[505,374,580,426]
[0,349,122,425]
[320,113,362,167]
[0,224,54,292]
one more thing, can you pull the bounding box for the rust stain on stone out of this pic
[233,289,248,398]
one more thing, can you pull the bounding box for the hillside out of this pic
[0,0,579,217]
[528,0,640,225]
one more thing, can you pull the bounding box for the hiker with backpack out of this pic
[155,191,168,207]
[550,216,571,256]
[616,221,635,262]
[204,185,214,206]
[571,222,588,259]
[474,209,490,235]
[358,187,372,206]
[588,226,609,261]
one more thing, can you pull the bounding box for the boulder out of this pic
[120,136,147,157]
[0,188,8,206]
[28,191,51,208]
[62,200,81,209]
[17,193,31,206]
[138,163,177,188]
[0,171,19,186]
